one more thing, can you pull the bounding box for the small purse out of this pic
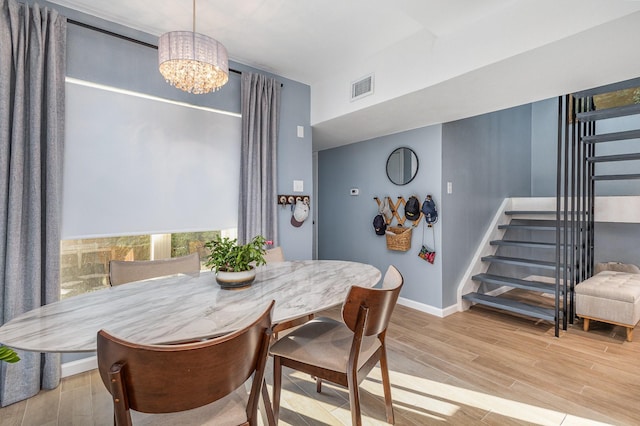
[418,245,435,264]
[418,217,436,264]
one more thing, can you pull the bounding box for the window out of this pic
[59,229,234,299]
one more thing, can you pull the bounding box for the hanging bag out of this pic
[418,222,436,264]
[418,195,437,263]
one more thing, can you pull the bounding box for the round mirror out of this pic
[386,147,418,185]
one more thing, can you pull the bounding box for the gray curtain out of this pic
[238,73,281,245]
[0,0,66,406]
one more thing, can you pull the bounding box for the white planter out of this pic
[215,267,256,289]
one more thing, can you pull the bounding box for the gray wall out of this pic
[440,104,533,307]
[318,125,443,307]
[318,104,534,310]
[531,98,558,196]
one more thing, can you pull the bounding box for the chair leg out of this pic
[273,356,282,424]
[347,371,362,426]
[316,377,322,393]
[379,348,395,424]
[261,379,276,426]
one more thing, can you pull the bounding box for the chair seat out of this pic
[131,381,249,425]
[270,317,381,373]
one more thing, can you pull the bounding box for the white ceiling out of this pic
[49,0,640,150]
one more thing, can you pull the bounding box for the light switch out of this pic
[297,126,304,138]
[447,182,453,194]
[293,180,304,192]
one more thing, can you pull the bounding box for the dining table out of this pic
[0,260,381,353]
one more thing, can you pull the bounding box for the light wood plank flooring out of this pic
[2,293,639,425]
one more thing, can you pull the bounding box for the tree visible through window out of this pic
[59,231,222,299]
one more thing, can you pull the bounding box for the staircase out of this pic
[462,209,561,325]
[461,76,640,337]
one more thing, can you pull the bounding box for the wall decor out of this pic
[386,147,418,185]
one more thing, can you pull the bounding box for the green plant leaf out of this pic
[204,235,267,272]
[0,345,20,363]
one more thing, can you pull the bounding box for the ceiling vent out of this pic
[351,73,374,101]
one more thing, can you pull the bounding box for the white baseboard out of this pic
[61,356,97,378]
[398,297,458,318]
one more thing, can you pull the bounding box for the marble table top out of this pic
[0,260,380,353]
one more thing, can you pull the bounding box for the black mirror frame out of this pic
[386,147,419,186]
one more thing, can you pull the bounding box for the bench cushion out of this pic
[576,271,640,326]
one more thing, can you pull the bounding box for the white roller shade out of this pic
[62,79,241,239]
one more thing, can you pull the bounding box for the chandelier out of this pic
[158,0,229,94]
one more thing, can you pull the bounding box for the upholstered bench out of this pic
[575,271,640,341]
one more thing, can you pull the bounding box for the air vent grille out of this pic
[351,74,374,101]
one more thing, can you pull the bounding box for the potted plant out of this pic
[204,235,268,288]
[0,345,20,363]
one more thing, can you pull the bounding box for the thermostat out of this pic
[350,188,359,196]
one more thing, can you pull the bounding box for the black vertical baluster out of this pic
[555,95,564,338]
[588,98,596,278]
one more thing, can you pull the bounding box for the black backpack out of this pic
[421,195,438,226]
[404,196,420,221]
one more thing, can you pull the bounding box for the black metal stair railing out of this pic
[557,77,640,337]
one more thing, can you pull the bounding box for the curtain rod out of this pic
[67,19,242,76]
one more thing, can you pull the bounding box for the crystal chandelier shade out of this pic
[158,0,229,94]
[158,31,229,94]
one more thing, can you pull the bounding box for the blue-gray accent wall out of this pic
[531,98,558,196]
[441,105,533,307]
[318,126,443,306]
[318,105,534,310]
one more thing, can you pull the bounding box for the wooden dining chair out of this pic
[97,300,276,426]
[270,265,403,426]
[108,252,200,286]
[263,246,285,263]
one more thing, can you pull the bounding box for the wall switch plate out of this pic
[293,180,304,192]
[350,188,359,196]
[297,126,304,138]
[447,181,453,194]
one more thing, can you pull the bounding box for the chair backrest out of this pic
[109,252,200,286]
[342,265,403,337]
[97,300,274,419]
[263,246,285,263]
[381,264,403,289]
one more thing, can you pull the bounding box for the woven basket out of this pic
[385,226,412,251]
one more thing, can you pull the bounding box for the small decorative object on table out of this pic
[204,235,268,289]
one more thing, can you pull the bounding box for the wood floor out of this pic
[2,292,639,425]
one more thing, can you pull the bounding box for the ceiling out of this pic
[48,0,640,150]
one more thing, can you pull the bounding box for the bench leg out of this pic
[583,318,590,332]
[626,327,633,342]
